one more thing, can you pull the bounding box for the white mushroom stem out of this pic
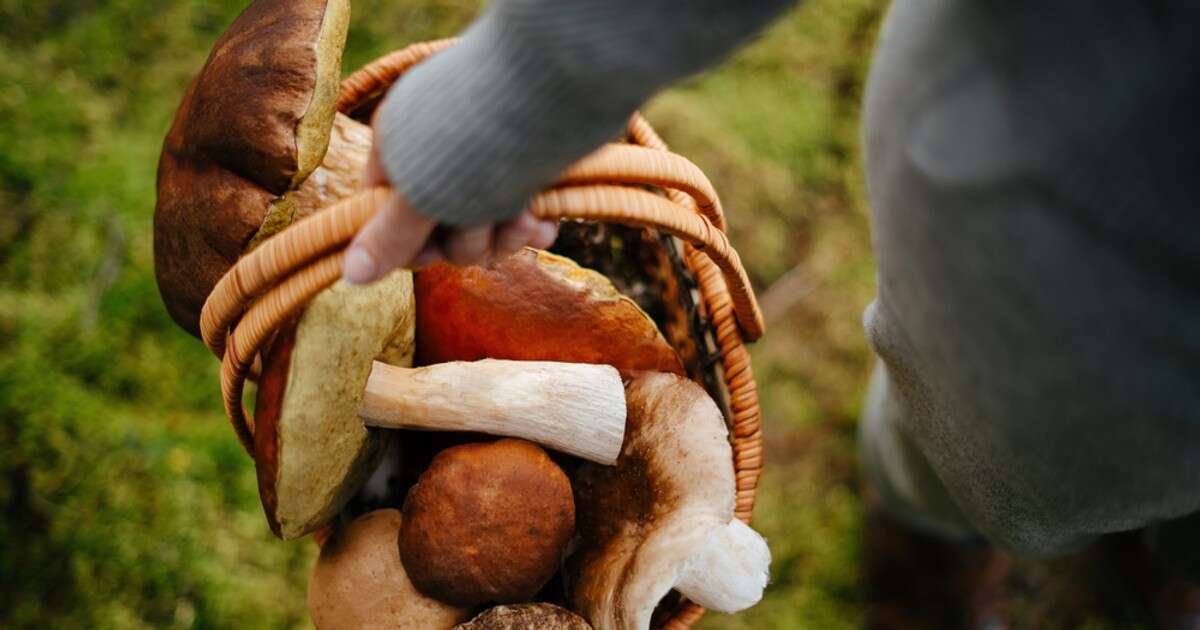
[359,359,626,465]
[675,519,771,613]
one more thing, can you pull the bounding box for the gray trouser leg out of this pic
[856,0,1200,556]
[859,359,975,541]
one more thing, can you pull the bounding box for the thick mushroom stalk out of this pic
[360,359,626,464]
[566,373,771,630]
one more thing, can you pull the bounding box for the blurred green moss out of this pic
[0,3,481,627]
[0,3,881,625]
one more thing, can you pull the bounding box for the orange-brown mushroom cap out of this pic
[400,439,576,607]
[154,0,351,335]
[415,249,684,375]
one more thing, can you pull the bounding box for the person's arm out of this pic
[343,0,795,283]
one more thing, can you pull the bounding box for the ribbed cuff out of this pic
[373,6,636,226]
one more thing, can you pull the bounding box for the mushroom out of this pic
[566,373,771,630]
[456,604,592,629]
[400,439,575,606]
[256,304,624,540]
[253,274,415,541]
[308,509,469,630]
[154,0,368,337]
[415,249,685,375]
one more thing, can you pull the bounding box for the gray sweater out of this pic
[862,0,1200,555]
[374,0,794,225]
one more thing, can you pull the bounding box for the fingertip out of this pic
[412,244,444,269]
[445,225,494,267]
[362,137,389,187]
[343,194,437,283]
[342,245,378,285]
[494,215,537,258]
[531,219,559,250]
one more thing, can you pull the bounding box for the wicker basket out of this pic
[199,41,765,630]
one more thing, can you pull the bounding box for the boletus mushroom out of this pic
[456,604,592,629]
[154,0,368,336]
[400,439,575,607]
[308,509,469,630]
[416,249,686,375]
[566,373,771,630]
[151,0,404,541]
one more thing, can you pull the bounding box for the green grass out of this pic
[0,1,1158,628]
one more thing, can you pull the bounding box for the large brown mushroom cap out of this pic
[308,509,469,630]
[154,0,354,335]
[400,439,576,607]
[566,373,770,630]
[415,249,684,375]
[456,604,592,629]
[255,271,415,540]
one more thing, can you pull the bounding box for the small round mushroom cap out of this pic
[566,373,771,630]
[308,509,469,630]
[455,604,593,629]
[414,249,684,375]
[401,439,576,607]
[255,272,415,540]
[154,0,356,335]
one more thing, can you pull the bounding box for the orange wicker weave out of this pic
[199,41,765,630]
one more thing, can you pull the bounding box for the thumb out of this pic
[343,192,436,285]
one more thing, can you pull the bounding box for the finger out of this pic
[494,213,542,258]
[411,243,445,269]
[443,224,494,267]
[529,218,559,250]
[361,132,389,187]
[343,194,436,284]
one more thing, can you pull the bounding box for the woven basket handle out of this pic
[335,39,762,338]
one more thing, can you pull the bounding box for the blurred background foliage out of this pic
[0,1,1156,628]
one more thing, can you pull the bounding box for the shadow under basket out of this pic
[199,40,766,630]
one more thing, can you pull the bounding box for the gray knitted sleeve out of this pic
[373,0,794,225]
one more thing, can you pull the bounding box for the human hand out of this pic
[342,111,558,285]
